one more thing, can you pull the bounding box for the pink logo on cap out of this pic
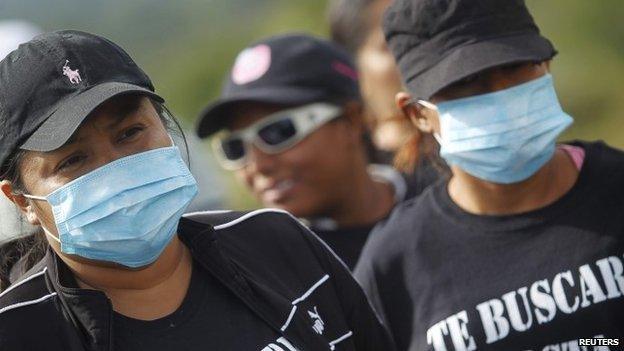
[332,61,358,81]
[62,60,82,84]
[232,44,271,85]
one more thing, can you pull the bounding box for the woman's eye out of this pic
[119,126,145,141]
[57,155,85,172]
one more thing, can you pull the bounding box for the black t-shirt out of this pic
[355,141,624,351]
[310,162,443,271]
[114,261,286,351]
[313,225,375,270]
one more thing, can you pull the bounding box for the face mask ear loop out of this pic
[168,134,176,147]
[433,132,443,145]
[23,194,47,201]
[31,219,61,244]
[41,225,62,244]
[417,99,439,111]
[19,194,60,243]
[411,99,442,144]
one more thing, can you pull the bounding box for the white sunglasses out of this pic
[212,102,343,170]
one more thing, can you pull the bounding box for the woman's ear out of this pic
[0,180,41,225]
[396,92,436,134]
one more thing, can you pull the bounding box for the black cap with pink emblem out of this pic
[196,33,361,138]
[0,30,163,169]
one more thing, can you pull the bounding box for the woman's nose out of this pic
[245,144,278,175]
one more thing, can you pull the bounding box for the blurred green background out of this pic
[1,0,622,208]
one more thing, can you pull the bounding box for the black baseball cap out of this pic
[384,0,557,99]
[0,30,163,169]
[196,33,361,138]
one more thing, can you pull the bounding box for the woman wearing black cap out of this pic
[0,30,394,351]
[355,0,624,350]
[196,33,421,270]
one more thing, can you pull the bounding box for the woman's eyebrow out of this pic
[105,110,140,130]
[57,99,146,149]
[61,110,140,147]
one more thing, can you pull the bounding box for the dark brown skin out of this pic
[396,62,580,215]
[357,0,416,151]
[0,95,193,321]
[228,101,395,228]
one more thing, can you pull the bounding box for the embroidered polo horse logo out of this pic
[62,60,82,84]
[307,306,325,335]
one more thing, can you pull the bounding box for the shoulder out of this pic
[359,186,439,270]
[579,140,624,172]
[182,209,346,303]
[0,260,52,310]
[573,141,624,194]
[182,208,325,263]
[183,208,307,240]
[0,263,57,339]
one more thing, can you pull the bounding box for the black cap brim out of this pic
[196,86,327,138]
[21,82,164,152]
[406,33,557,99]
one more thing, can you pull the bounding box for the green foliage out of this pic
[527,0,624,145]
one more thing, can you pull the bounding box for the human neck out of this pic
[447,149,579,215]
[330,163,395,228]
[61,236,193,320]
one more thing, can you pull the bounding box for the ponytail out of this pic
[394,131,449,176]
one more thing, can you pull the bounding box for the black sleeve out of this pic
[288,216,397,351]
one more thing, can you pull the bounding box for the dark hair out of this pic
[0,96,187,291]
[328,0,377,54]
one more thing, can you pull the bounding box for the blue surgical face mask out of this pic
[431,73,573,184]
[25,145,198,268]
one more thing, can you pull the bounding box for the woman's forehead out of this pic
[68,95,155,140]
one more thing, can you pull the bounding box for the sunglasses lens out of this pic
[258,118,297,146]
[220,138,246,161]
